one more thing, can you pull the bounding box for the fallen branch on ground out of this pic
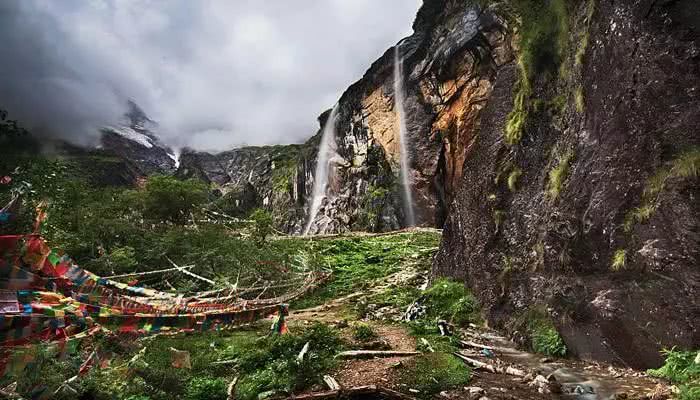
[166,257,216,286]
[103,265,194,279]
[453,352,528,377]
[459,340,515,353]
[322,375,341,391]
[281,385,416,400]
[335,350,419,359]
[227,377,238,400]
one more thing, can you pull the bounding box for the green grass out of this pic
[611,249,627,271]
[508,167,522,192]
[400,353,471,399]
[546,149,575,200]
[624,148,700,232]
[421,278,481,327]
[648,348,700,400]
[292,231,440,309]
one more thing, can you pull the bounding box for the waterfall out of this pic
[394,45,416,227]
[303,104,339,235]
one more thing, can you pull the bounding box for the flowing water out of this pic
[393,45,416,227]
[303,104,339,235]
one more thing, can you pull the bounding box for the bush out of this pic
[518,308,567,357]
[232,323,344,399]
[648,348,700,400]
[401,353,471,398]
[352,323,379,342]
[185,377,227,400]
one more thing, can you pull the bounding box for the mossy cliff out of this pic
[433,0,699,369]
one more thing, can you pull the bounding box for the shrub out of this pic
[185,377,227,400]
[648,348,700,400]
[515,307,567,357]
[401,353,471,398]
[648,348,700,384]
[352,323,379,342]
[531,325,567,357]
[233,323,344,400]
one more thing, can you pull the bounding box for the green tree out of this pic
[250,208,273,244]
[140,175,208,224]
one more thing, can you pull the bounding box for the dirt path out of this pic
[288,268,669,400]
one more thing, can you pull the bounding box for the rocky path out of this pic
[287,266,669,400]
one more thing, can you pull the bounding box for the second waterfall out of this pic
[303,104,339,236]
[394,45,416,227]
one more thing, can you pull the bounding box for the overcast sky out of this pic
[0,0,421,151]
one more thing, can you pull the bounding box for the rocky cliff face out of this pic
[433,0,699,369]
[177,141,313,231]
[306,1,513,233]
[177,0,513,234]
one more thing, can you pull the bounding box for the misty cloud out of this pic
[0,0,421,150]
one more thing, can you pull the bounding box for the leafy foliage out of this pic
[516,308,567,357]
[250,208,273,244]
[501,0,570,145]
[507,167,522,192]
[185,377,227,400]
[230,323,344,399]
[648,348,700,400]
[138,175,208,224]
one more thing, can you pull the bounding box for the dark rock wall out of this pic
[434,0,699,369]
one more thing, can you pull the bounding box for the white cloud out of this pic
[0,0,421,151]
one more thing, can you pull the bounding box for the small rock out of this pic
[540,357,552,363]
[465,386,485,395]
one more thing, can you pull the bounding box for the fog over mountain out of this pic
[0,0,420,150]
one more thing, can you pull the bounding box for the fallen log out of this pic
[227,377,238,400]
[459,340,516,353]
[282,385,417,400]
[453,352,528,377]
[335,350,420,359]
[323,375,341,391]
